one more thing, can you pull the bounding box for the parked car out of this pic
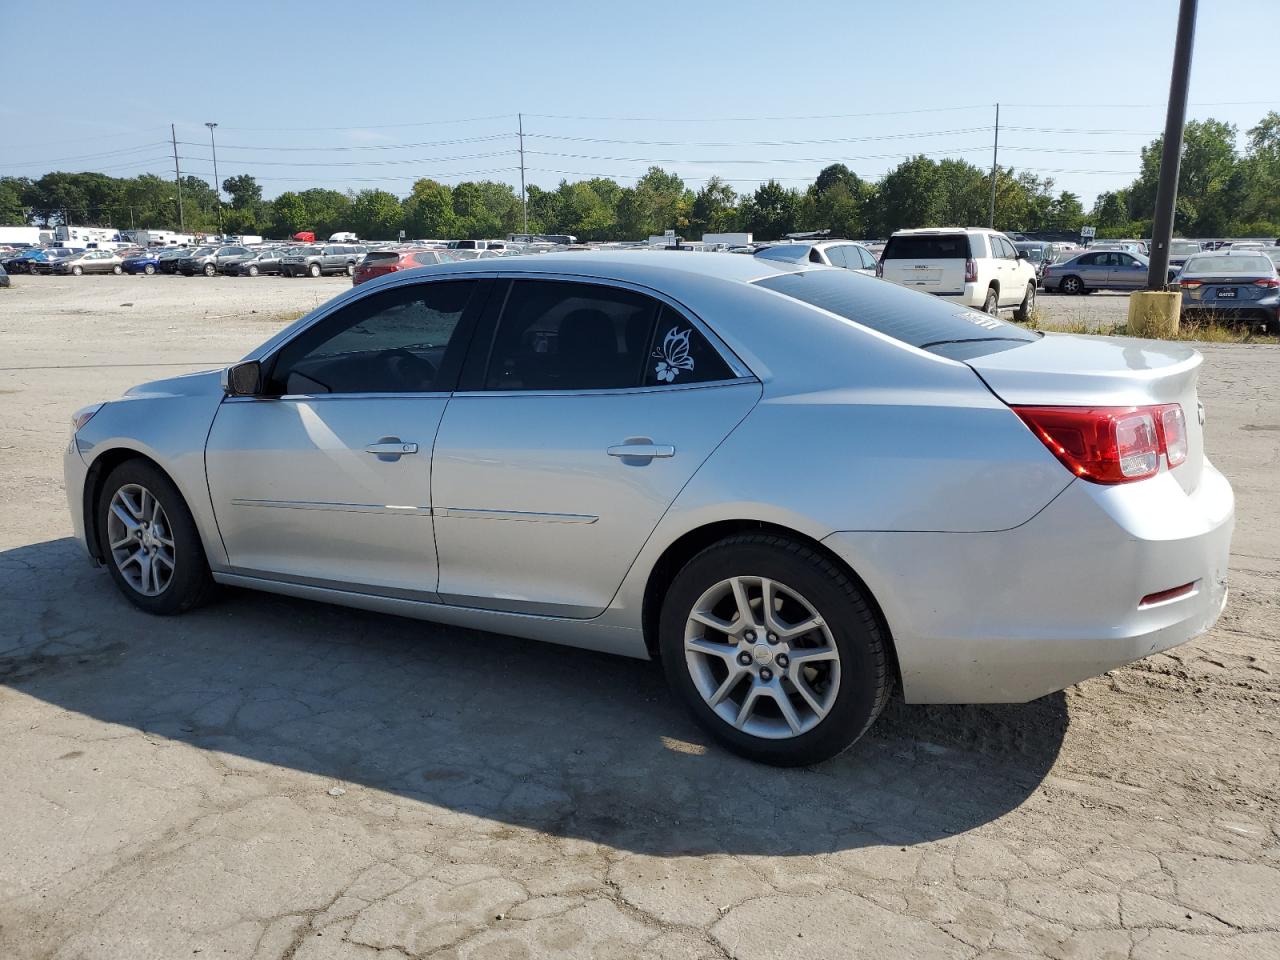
[1,250,44,274]
[1013,241,1054,280]
[1178,252,1279,331]
[1042,250,1156,294]
[53,250,125,275]
[352,248,459,285]
[177,245,253,277]
[25,248,82,274]
[878,227,1039,318]
[0,263,8,288]
[280,243,366,277]
[1168,240,1204,273]
[223,247,290,277]
[753,240,878,275]
[1087,240,1144,255]
[62,253,1233,766]
[122,249,185,275]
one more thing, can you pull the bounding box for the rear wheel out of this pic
[1060,275,1083,295]
[982,287,999,315]
[308,262,321,278]
[1014,281,1036,322]
[97,459,215,615]
[660,534,892,766]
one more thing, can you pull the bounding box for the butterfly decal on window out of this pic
[653,327,695,383]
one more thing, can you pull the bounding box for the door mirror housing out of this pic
[222,360,263,397]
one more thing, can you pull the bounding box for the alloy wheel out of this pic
[684,575,841,739]
[106,483,176,597]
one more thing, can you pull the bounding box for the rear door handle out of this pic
[607,440,674,462]
[365,438,418,461]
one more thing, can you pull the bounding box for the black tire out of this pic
[71,265,83,276]
[345,262,356,276]
[247,264,259,277]
[982,287,999,315]
[308,262,321,278]
[97,459,215,616]
[1014,282,1036,322]
[112,264,123,274]
[203,263,216,277]
[659,534,892,766]
[144,264,156,275]
[1060,275,1084,295]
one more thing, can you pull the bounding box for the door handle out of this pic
[607,440,674,462]
[365,438,418,461]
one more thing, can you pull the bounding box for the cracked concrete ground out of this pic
[1,276,1277,959]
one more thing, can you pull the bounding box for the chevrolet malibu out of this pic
[64,253,1234,765]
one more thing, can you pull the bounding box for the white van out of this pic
[328,232,359,243]
[878,227,1039,319]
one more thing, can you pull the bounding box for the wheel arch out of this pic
[82,447,199,565]
[640,518,901,688]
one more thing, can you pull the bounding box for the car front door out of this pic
[205,278,485,596]
[430,278,761,618]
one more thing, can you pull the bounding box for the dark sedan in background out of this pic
[1179,252,1279,331]
[222,247,290,277]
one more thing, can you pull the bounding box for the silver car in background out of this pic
[753,240,878,275]
[1042,249,1153,293]
[63,253,1233,765]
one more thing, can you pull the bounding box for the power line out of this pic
[524,127,995,148]
[524,105,991,122]
[0,142,172,168]
[177,134,514,153]
[216,113,516,132]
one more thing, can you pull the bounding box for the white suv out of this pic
[878,227,1039,320]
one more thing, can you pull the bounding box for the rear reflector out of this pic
[1014,404,1187,484]
[1139,581,1197,607]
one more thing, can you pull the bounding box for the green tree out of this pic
[403,179,456,238]
[688,176,739,236]
[616,167,688,238]
[740,179,801,239]
[0,177,32,224]
[451,180,520,238]
[349,189,403,239]
[870,156,944,235]
[221,174,263,208]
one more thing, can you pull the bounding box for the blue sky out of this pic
[3,0,1277,207]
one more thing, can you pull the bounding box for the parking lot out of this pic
[1,276,1278,959]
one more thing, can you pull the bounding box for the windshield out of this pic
[1184,254,1273,274]
[1170,241,1201,255]
[754,245,809,262]
[754,268,1037,360]
[189,247,215,256]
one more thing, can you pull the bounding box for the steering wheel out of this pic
[378,347,437,390]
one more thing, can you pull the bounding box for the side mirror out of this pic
[1015,250,1027,260]
[221,359,263,397]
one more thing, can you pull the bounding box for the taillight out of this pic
[964,258,977,283]
[1180,279,1201,289]
[1014,403,1187,484]
[1253,277,1279,288]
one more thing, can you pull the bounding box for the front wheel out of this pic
[345,263,356,277]
[203,263,216,277]
[112,264,122,274]
[660,534,892,766]
[247,264,259,277]
[1014,282,1036,322]
[71,265,83,276]
[97,459,215,615]
[308,262,321,278]
[144,264,156,275]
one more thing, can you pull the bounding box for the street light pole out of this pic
[205,122,222,235]
[1146,0,1198,289]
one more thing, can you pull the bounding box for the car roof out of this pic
[401,250,802,287]
[890,227,999,236]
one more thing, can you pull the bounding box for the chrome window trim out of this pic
[450,376,758,401]
[222,391,453,403]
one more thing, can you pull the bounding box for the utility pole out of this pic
[205,122,222,235]
[1147,0,1198,289]
[171,123,185,232]
[518,113,528,234]
[988,103,1000,229]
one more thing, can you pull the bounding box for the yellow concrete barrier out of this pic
[1127,290,1181,339]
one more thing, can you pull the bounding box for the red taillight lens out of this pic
[1014,404,1187,484]
[1180,279,1201,289]
[964,258,977,283]
[1252,277,1279,288]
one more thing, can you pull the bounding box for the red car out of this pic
[352,248,452,285]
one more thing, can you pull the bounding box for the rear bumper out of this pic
[823,461,1234,703]
[1182,297,1279,320]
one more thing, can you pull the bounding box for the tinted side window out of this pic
[483,280,659,391]
[644,306,735,387]
[883,235,970,260]
[824,246,847,268]
[1076,253,1097,266]
[268,281,476,395]
[857,246,877,269]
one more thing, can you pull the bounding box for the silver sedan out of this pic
[63,253,1234,765]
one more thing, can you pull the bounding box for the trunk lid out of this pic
[965,332,1205,493]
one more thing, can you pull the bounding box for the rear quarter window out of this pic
[754,269,1037,360]
[882,235,977,260]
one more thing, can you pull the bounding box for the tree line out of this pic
[2,113,1277,242]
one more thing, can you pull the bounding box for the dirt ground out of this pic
[0,275,1277,960]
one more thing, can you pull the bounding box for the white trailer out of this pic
[55,225,121,245]
[132,230,195,247]
[701,232,753,247]
[0,226,45,247]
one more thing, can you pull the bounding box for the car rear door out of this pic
[430,277,761,618]
[205,278,487,597]
[1108,252,1147,289]
[880,234,969,295]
